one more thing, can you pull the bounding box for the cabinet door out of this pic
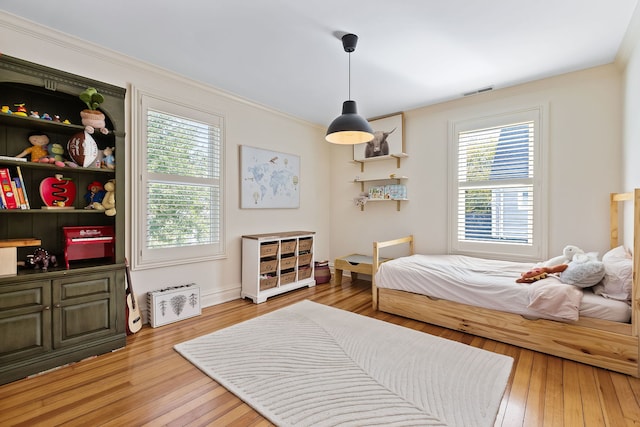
[0,279,52,364]
[52,271,117,348]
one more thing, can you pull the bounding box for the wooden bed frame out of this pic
[372,190,640,377]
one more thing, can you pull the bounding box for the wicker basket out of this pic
[260,276,278,291]
[260,243,279,257]
[260,259,278,274]
[298,267,312,280]
[298,238,313,252]
[281,240,297,255]
[280,271,296,285]
[280,256,297,270]
[298,253,312,267]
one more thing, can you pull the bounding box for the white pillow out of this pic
[592,246,632,301]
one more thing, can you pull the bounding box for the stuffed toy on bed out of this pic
[542,245,584,267]
[516,264,568,283]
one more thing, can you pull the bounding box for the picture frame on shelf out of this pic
[353,112,405,161]
[240,145,300,209]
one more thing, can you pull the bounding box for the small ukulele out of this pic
[125,258,142,334]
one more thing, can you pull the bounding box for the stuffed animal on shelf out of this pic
[542,245,585,267]
[84,181,106,208]
[15,132,50,163]
[101,147,115,169]
[79,87,109,135]
[91,179,116,216]
[516,264,568,283]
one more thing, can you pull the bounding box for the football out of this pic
[67,131,99,168]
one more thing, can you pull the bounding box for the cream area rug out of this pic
[174,300,513,427]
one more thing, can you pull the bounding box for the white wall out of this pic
[330,65,623,261]
[0,13,330,314]
[621,7,640,246]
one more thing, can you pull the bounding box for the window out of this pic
[133,88,225,269]
[449,107,546,260]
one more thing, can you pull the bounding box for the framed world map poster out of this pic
[240,145,300,208]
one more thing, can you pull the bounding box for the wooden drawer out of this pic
[298,238,313,252]
[260,259,278,274]
[260,243,279,257]
[280,256,297,270]
[281,240,297,255]
[298,253,312,267]
[260,276,277,291]
[280,271,296,285]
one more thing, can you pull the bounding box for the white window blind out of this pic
[449,108,546,260]
[133,89,225,269]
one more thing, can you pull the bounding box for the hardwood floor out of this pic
[1,278,639,426]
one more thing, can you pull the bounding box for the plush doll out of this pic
[101,147,115,169]
[516,264,568,283]
[84,181,106,208]
[15,132,50,162]
[92,179,115,216]
[543,245,585,267]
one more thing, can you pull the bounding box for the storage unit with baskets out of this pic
[241,231,315,303]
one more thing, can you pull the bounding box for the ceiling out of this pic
[2,1,638,127]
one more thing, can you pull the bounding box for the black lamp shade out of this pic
[325,100,374,144]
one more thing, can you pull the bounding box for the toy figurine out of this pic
[13,104,27,117]
[26,247,58,271]
[1,105,11,114]
[16,131,50,163]
[84,181,106,208]
[101,147,115,169]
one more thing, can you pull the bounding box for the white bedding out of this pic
[375,254,631,323]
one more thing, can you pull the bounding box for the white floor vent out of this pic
[147,283,201,328]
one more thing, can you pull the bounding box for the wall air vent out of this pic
[463,86,493,97]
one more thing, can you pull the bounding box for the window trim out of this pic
[447,105,548,261]
[131,86,226,270]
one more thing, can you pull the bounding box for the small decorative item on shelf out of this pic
[91,179,116,216]
[384,184,407,200]
[40,174,76,209]
[84,181,106,209]
[368,186,385,200]
[1,105,12,114]
[13,103,28,117]
[101,146,115,169]
[79,87,109,135]
[15,132,50,163]
[25,247,58,271]
[67,131,99,168]
[354,192,369,207]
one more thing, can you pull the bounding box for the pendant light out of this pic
[325,33,374,144]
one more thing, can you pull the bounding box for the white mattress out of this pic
[375,254,631,323]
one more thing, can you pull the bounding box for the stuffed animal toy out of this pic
[543,245,585,267]
[84,181,106,208]
[15,132,50,163]
[516,264,568,283]
[101,147,115,169]
[91,179,115,216]
[79,87,109,135]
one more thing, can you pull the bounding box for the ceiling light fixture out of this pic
[325,33,374,145]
